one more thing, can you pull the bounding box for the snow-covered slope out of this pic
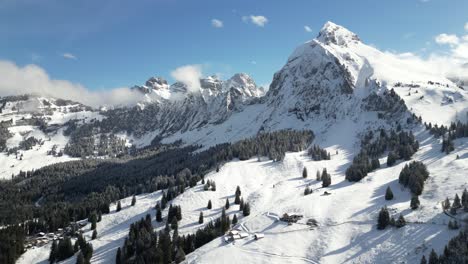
[17,129,468,264]
[0,96,102,179]
[8,21,468,264]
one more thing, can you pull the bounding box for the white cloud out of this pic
[250,61,257,65]
[211,19,223,28]
[465,22,468,31]
[242,15,268,27]
[0,60,144,107]
[435,33,459,45]
[304,26,312,32]
[62,53,77,60]
[170,64,203,93]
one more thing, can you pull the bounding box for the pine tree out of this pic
[234,192,241,204]
[92,229,97,240]
[462,188,468,211]
[131,195,136,206]
[57,236,74,261]
[176,206,182,221]
[322,169,331,188]
[235,186,241,196]
[91,217,97,231]
[302,167,308,178]
[76,252,84,264]
[387,151,397,167]
[316,170,321,181]
[239,198,244,211]
[442,197,451,210]
[171,217,178,230]
[116,247,122,264]
[175,246,186,263]
[452,194,461,209]
[428,249,438,264]
[83,243,93,262]
[232,214,238,225]
[395,214,406,228]
[243,202,250,216]
[420,255,427,264]
[207,200,212,209]
[371,158,380,170]
[156,208,162,222]
[411,196,420,210]
[74,240,79,253]
[377,207,390,230]
[385,186,394,200]
[304,186,312,195]
[49,240,57,263]
[225,198,230,209]
[211,181,216,191]
[116,201,122,212]
[198,212,204,224]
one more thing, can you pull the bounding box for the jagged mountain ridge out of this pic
[1,22,467,178]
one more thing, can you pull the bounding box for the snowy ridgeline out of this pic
[17,128,468,264]
[2,22,468,180]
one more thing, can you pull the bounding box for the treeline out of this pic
[346,129,419,182]
[0,225,26,264]
[231,130,314,161]
[420,231,468,264]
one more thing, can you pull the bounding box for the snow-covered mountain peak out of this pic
[145,77,169,90]
[224,73,263,97]
[317,21,361,46]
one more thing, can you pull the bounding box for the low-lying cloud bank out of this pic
[0,60,145,108]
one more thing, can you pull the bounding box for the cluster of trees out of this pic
[308,145,330,161]
[230,130,314,161]
[117,210,233,264]
[346,129,419,182]
[377,207,406,230]
[315,168,331,188]
[447,220,460,230]
[49,234,94,263]
[167,205,182,224]
[398,161,429,196]
[426,121,468,154]
[64,122,128,158]
[0,123,11,151]
[18,136,42,150]
[441,137,455,154]
[420,231,468,264]
[203,180,216,191]
[0,225,25,264]
[442,189,468,215]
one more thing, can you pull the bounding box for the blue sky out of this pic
[1,0,468,90]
